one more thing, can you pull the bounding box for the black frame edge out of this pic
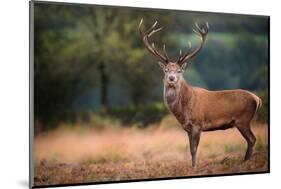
[29,0,35,188]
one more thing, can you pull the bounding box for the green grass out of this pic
[224,144,243,153]
[255,136,267,152]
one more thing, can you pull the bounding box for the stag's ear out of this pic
[181,62,188,71]
[158,61,166,70]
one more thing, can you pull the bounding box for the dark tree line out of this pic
[33,2,269,127]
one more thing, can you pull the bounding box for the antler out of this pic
[138,19,170,64]
[177,22,209,65]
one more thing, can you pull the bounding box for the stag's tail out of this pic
[251,93,262,113]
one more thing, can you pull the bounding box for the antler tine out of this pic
[138,19,160,37]
[138,19,169,64]
[163,44,170,60]
[139,18,143,28]
[188,41,192,49]
[192,28,201,36]
[138,18,144,35]
[176,49,183,63]
[146,21,158,34]
[203,21,209,34]
[195,22,201,31]
[194,21,209,35]
[148,27,163,37]
[152,42,169,62]
[177,21,209,65]
[178,43,192,63]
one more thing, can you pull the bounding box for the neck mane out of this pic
[164,79,193,124]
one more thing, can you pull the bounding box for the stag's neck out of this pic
[164,79,193,123]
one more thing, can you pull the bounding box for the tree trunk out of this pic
[98,63,109,108]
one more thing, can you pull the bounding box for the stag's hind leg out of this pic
[237,124,256,161]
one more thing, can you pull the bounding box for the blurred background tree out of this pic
[33,2,269,131]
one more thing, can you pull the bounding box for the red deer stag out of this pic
[138,19,262,167]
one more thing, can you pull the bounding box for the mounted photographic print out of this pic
[29,0,269,188]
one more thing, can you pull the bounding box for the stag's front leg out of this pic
[187,126,201,167]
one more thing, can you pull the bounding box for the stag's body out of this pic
[164,79,261,132]
[139,19,262,167]
[163,74,261,166]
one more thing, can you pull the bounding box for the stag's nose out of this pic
[169,75,175,82]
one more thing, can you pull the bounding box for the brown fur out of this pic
[162,63,262,167]
[139,20,262,167]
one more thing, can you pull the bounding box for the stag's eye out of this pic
[164,68,169,73]
[177,69,182,73]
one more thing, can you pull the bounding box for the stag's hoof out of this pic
[191,163,197,169]
[243,157,251,162]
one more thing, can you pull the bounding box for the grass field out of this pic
[33,116,268,186]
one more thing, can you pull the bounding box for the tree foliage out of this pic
[33,2,269,128]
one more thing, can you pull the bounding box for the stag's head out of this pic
[138,19,209,87]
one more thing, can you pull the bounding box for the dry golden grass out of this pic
[33,116,268,186]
